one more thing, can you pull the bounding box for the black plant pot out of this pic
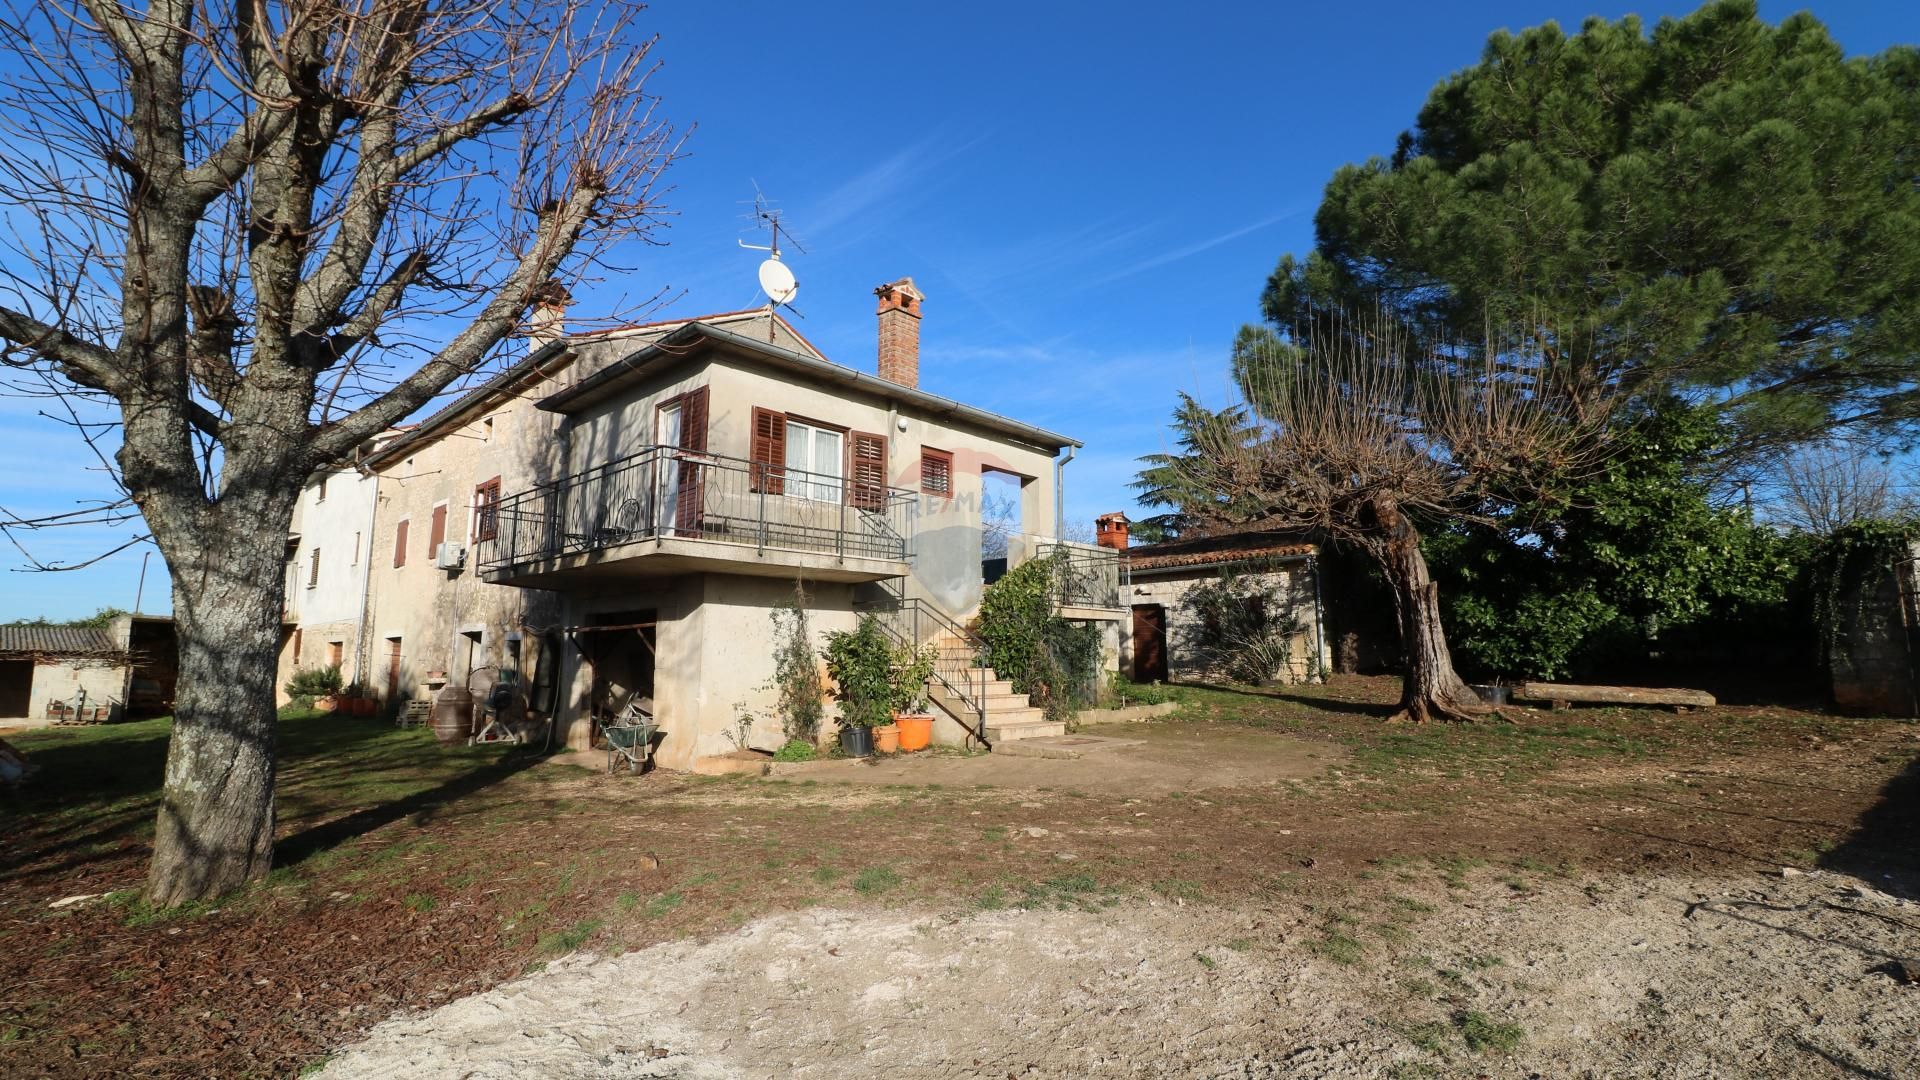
[838,725,874,758]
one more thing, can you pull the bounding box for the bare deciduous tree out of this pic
[1176,316,1609,722]
[0,0,677,904]
[1768,442,1915,535]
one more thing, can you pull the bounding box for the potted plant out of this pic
[824,615,894,758]
[341,682,376,716]
[890,643,938,752]
[285,664,344,713]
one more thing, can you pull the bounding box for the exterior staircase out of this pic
[925,630,1065,744]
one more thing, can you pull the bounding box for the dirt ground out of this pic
[757,724,1340,795]
[3,676,1917,1078]
[320,867,1920,1079]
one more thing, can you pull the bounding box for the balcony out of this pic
[1033,540,1127,620]
[478,446,916,589]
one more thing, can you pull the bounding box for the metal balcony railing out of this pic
[1037,542,1126,609]
[479,446,916,575]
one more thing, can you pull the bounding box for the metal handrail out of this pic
[480,445,917,573]
[1035,541,1126,609]
[855,596,993,749]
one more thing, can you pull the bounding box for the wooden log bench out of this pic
[1512,682,1717,713]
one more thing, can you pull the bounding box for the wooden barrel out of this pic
[431,686,475,745]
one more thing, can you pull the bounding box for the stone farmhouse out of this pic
[276,280,1138,770]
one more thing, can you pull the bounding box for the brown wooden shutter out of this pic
[393,519,409,567]
[750,407,786,495]
[473,477,502,542]
[675,386,708,534]
[920,448,953,496]
[429,503,448,557]
[849,431,887,511]
[679,386,708,451]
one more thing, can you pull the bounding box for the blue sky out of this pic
[1,0,1914,620]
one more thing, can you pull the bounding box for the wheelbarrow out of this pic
[604,702,658,775]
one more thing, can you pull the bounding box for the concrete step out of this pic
[983,706,1048,725]
[987,719,1067,743]
[980,692,1032,710]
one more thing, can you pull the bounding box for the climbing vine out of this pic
[1807,518,1920,669]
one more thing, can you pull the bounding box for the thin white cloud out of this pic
[1080,207,1308,288]
[801,131,991,242]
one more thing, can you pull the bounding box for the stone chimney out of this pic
[874,277,924,387]
[1096,512,1130,551]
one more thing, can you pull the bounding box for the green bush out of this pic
[976,551,1102,723]
[824,616,895,729]
[772,738,817,762]
[284,664,343,709]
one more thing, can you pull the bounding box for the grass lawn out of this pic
[1,677,1914,1078]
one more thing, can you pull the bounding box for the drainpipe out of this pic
[1309,553,1328,683]
[1053,444,1076,541]
[354,464,381,690]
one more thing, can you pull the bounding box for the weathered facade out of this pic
[277,286,1109,769]
[276,464,381,703]
[1116,523,1330,686]
[0,621,133,726]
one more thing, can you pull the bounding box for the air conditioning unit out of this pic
[435,543,466,570]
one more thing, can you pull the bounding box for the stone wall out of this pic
[1831,543,1919,717]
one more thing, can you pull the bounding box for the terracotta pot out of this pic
[894,713,933,752]
[354,697,377,717]
[874,723,900,754]
[315,695,339,713]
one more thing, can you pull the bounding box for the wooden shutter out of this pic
[750,407,786,495]
[393,519,409,567]
[849,431,888,511]
[473,477,501,542]
[675,386,708,534]
[429,504,448,559]
[920,448,953,496]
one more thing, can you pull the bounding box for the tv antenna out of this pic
[739,187,805,327]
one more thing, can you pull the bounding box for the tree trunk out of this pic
[145,494,297,906]
[1369,497,1492,723]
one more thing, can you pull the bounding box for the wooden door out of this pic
[386,638,403,701]
[1131,604,1168,683]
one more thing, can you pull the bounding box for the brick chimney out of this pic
[527,281,571,354]
[1096,512,1130,551]
[874,277,924,388]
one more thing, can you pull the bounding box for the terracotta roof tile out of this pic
[1124,527,1317,572]
[0,625,122,656]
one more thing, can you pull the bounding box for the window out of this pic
[473,477,502,542]
[920,448,953,497]
[291,629,302,665]
[785,418,844,502]
[307,547,321,588]
[351,531,360,566]
[315,475,328,503]
[393,518,410,568]
[429,502,448,559]
[481,416,494,443]
[327,641,343,667]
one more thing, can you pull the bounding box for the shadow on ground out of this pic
[1821,749,1920,899]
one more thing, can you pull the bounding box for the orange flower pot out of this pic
[894,714,933,752]
[874,724,900,754]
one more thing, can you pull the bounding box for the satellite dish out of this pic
[758,257,798,305]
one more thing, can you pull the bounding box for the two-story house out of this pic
[279,279,1113,771]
